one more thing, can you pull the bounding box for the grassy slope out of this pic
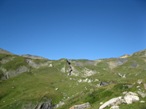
[0,50,146,109]
[0,66,94,109]
[58,55,146,109]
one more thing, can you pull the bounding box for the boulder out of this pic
[137,79,143,84]
[69,102,91,109]
[137,91,146,98]
[35,100,54,109]
[61,67,66,73]
[118,73,126,78]
[99,97,123,109]
[123,92,139,104]
[55,101,64,108]
[100,81,109,86]
[49,64,53,67]
[99,92,140,109]
[110,105,119,109]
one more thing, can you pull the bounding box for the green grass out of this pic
[0,66,95,109]
[0,54,12,61]
[0,69,62,109]
[0,50,146,109]
[32,58,49,64]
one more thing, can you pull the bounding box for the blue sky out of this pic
[0,0,146,59]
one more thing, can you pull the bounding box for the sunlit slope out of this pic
[0,49,146,109]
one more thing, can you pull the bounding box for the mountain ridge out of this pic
[1,48,146,60]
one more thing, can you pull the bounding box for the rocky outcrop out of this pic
[118,73,126,78]
[26,59,51,69]
[1,66,29,79]
[78,78,93,83]
[137,91,146,98]
[110,105,119,109]
[99,81,110,86]
[35,100,54,109]
[99,92,140,109]
[123,92,139,104]
[69,102,91,109]
[66,60,98,77]
[107,58,127,69]
[66,60,73,75]
[55,101,65,108]
[99,97,123,109]
[137,79,143,84]
[83,68,96,77]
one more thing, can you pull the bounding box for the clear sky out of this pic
[0,0,146,60]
